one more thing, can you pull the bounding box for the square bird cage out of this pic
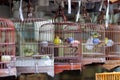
[80,23,106,64]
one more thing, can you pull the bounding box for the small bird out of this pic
[91,32,101,38]
[66,37,80,54]
[66,37,80,47]
[53,36,62,45]
[93,38,101,45]
[105,37,114,47]
[105,37,108,44]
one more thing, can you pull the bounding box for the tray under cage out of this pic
[80,23,106,65]
[0,18,16,76]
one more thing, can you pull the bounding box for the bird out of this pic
[105,37,114,47]
[66,37,80,54]
[93,38,101,45]
[53,36,62,45]
[91,32,101,38]
[66,37,80,47]
[91,32,101,45]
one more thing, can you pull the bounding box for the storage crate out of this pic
[96,72,120,80]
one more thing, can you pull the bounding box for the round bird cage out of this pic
[0,18,16,76]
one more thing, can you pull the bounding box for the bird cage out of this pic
[13,18,53,57]
[13,18,54,75]
[53,22,81,63]
[80,23,105,65]
[105,25,120,60]
[0,18,16,76]
[96,72,120,80]
[40,22,82,74]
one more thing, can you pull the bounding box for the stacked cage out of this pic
[80,23,106,65]
[0,18,16,76]
[13,18,54,75]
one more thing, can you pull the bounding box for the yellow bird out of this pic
[54,36,62,45]
[105,37,108,44]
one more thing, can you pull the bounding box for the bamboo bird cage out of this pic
[80,23,106,65]
[40,22,82,74]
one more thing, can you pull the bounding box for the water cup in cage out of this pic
[1,55,11,62]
